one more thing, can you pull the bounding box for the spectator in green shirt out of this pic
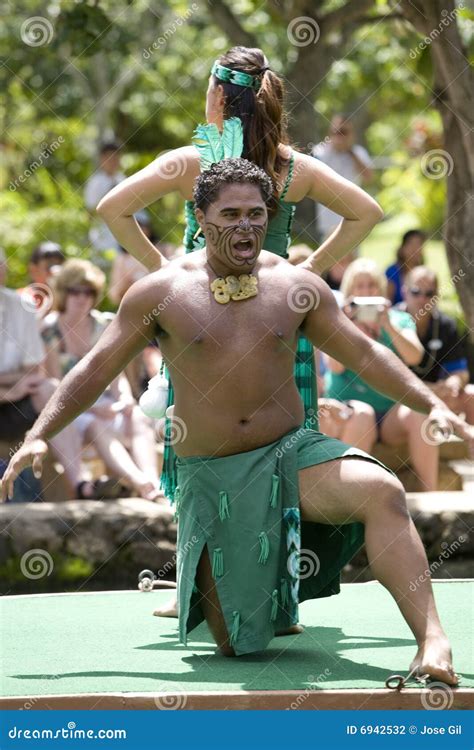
[323,259,441,491]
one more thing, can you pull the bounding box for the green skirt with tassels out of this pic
[174,426,392,656]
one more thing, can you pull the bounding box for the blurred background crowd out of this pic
[1,117,472,502]
[1,1,472,504]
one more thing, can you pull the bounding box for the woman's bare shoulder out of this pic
[277,147,317,202]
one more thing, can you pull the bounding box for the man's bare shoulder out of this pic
[120,252,205,309]
[259,252,326,287]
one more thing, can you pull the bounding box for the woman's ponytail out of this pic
[213,47,291,211]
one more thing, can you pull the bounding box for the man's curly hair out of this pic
[193,157,273,213]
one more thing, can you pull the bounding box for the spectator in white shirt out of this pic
[312,114,374,289]
[84,141,125,261]
[0,247,82,499]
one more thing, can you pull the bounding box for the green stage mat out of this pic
[1,581,472,698]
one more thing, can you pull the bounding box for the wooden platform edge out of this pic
[1,689,473,711]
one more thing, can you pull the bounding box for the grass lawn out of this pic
[360,212,463,321]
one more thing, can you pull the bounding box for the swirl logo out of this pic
[421,683,454,710]
[20,283,54,316]
[154,692,188,710]
[287,283,320,313]
[420,149,454,180]
[155,151,188,180]
[21,16,54,46]
[299,549,320,579]
[167,416,188,446]
[420,415,454,446]
[67,722,76,730]
[287,16,320,47]
[20,549,54,580]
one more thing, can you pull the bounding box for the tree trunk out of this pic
[285,53,334,245]
[397,0,474,340]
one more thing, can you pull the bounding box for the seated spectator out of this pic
[399,266,474,423]
[17,241,65,319]
[385,229,426,305]
[315,348,377,453]
[0,247,82,500]
[109,213,165,399]
[318,398,378,454]
[323,258,441,492]
[42,259,162,501]
[28,241,65,285]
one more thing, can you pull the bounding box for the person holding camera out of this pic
[322,259,441,492]
[399,266,474,424]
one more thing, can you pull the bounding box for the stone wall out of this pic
[1,492,472,594]
[0,499,176,594]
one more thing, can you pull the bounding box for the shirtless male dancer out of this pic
[3,159,471,685]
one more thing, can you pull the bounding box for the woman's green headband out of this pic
[211,61,265,91]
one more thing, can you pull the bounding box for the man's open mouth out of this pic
[232,237,255,258]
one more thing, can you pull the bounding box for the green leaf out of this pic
[222,117,244,158]
[192,123,223,170]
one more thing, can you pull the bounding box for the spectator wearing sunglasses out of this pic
[399,266,474,423]
[386,230,426,305]
[41,259,162,500]
[312,114,374,290]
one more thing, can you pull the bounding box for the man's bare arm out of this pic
[298,270,472,437]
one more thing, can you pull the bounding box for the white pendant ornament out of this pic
[139,374,170,419]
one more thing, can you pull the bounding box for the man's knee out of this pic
[374,474,410,520]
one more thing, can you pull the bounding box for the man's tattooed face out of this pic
[201,183,268,273]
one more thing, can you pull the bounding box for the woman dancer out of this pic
[97,46,382,615]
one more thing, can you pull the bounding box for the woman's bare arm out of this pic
[96,146,199,272]
[294,153,383,275]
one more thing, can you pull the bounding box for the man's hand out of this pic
[1,439,48,502]
[425,406,474,457]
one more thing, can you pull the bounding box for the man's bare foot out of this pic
[153,596,178,618]
[275,624,304,636]
[410,633,459,686]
